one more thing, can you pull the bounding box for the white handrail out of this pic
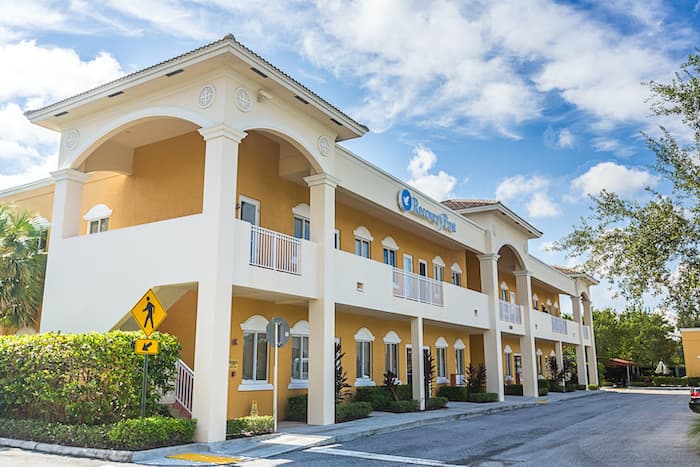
[499,300,522,324]
[392,268,444,306]
[249,225,301,275]
[175,359,194,417]
[552,316,568,334]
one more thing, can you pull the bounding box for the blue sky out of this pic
[1,0,699,313]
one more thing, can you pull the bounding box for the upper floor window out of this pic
[450,263,462,286]
[500,282,509,302]
[433,256,445,282]
[239,195,260,225]
[353,226,373,259]
[292,203,311,240]
[533,294,539,311]
[83,204,112,235]
[382,236,398,267]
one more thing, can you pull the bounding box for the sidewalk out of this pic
[133,390,603,465]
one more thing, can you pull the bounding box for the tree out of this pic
[334,342,351,403]
[0,205,47,330]
[556,53,700,328]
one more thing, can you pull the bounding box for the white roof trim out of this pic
[381,236,399,250]
[290,320,309,336]
[450,262,462,274]
[354,327,375,342]
[83,203,112,221]
[454,338,465,350]
[292,203,310,219]
[435,336,448,348]
[353,226,373,242]
[383,331,401,344]
[241,315,268,332]
[432,256,445,267]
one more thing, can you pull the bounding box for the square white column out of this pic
[478,253,505,401]
[583,299,599,385]
[411,317,425,410]
[570,295,589,387]
[515,270,538,397]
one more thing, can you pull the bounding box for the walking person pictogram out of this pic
[142,296,155,330]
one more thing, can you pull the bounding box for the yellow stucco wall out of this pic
[532,285,561,316]
[0,184,54,220]
[502,334,521,384]
[158,290,198,369]
[535,339,557,378]
[681,329,700,377]
[498,272,517,301]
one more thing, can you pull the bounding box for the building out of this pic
[0,34,598,442]
[681,328,700,377]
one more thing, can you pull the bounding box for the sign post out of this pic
[266,317,290,432]
[129,289,167,419]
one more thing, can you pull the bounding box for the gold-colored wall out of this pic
[535,339,557,378]
[158,290,198,369]
[0,185,54,219]
[531,285,561,316]
[497,272,518,300]
[681,330,700,377]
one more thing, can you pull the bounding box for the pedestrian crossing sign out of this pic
[130,289,167,337]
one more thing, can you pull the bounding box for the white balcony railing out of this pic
[249,225,301,275]
[175,359,194,417]
[583,325,590,340]
[499,300,522,324]
[552,315,568,334]
[392,268,444,306]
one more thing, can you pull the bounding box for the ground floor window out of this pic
[456,348,465,375]
[386,343,399,376]
[504,346,513,382]
[291,335,309,381]
[243,331,268,382]
[437,347,447,379]
[537,351,544,378]
[356,341,372,380]
[406,346,413,385]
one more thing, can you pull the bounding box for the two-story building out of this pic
[0,34,598,443]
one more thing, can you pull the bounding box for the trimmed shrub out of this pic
[336,402,372,422]
[0,331,180,425]
[396,384,413,400]
[468,392,498,403]
[575,384,587,390]
[427,397,448,410]
[538,386,549,396]
[437,386,468,401]
[565,383,577,392]
[630,381,647,387]
[687,377,700,386]
[385,400,420,413]
[652,376,685,386]
[504,384,524,396]
[0,416,195,450]
[354,387,394,410]
[588,384,599,390]
[286,395,307,422]
[226,416,273,437]
[538,379,550,389]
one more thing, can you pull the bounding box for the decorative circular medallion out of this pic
[64,129,79,151]
[234,87,252,112]
[198,84,216,108]
[318,135,331,157]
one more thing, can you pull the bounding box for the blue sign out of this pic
[397,189,456,233]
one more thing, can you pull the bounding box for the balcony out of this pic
[249,225,301,275]
[499,300,525,335]
[392,268,443,306]
[552,315,568,335]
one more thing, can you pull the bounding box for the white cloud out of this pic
[571,161,658,198]
[557,128,575,148]
[592,137,635,157]
[495,175,549,201]
[0,152,56,191]
[406,146,456,201]
[526,192,562,218]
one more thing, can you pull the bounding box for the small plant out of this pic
[468,392,498,403]
[335,402,372,422]
[335,342,351,404]
[437,386,468,401]
[384,400,420,413]
[588,384,599,390]
[226,416,273,438]
[424,352,436,400]
[383,371,400,401]
[466,362,487,394]
[427,397,448,410]
[286,395,307,422]
[504,384,524,396]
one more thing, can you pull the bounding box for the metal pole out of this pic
[141,354,148,419]
[273,323,279,433]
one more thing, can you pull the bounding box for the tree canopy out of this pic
[557,53,700,328]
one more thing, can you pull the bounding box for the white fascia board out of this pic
[528,254,576,295]
[0,177,53,198]
[455,204,542,239]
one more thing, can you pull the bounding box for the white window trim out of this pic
[383,331,401,344]
[450,262,462,274]
[83,203,112,221]
[381,236,399,250]
[355,327,375,386]
[289,320,310,388]
[291,203,310,219]
[418,259,428,276]
[504,345,513,382]
[239,382,274,391]
[455,347,465,376]
[353,225,374,242]
[454,338,465,350]
[241,315,268,333]
[435,337,449,384]
[239,195,261,225]
[432,256,445,267]
[240,315,269,388]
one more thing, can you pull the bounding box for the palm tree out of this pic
[0,204,47,330]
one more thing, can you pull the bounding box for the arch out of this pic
[240,123,325,174]
[435,336,448,348]
[292,203,310,219]
[432,256,445,267]
[241,315,268,332]
[383,331,401,344]
[290,320,309,336]
[451,262,462,274]
[496,243,528,271]
[454,338,465,350]
[83,203,112,221]
[353,226,374,242]
[504,345,513,354]
[354,327,375,342]
[381,236,399,250]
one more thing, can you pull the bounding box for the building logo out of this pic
[397,189,456,233]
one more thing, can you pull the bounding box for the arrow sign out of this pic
[135,338,159,355]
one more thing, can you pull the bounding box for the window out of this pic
[455,339,466,376]
[536,349,543,378]
[382,236,398,267]
[353,226,373,259]
[239,195,260,225]
[504,345,513,382]
[533,294,539,311]
[406,345,413,385]
[500,282,509,301]
[450,263,462,287]
[384,331,401,377]
[435,337,448,383]
[292,203,310,240]
[240,315,271,390]
[433,256,445,282]
[289,320,309,388]
[83,204,112,235]
[355,328,375,386]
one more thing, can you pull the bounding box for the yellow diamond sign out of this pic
[130,289,167,337]
[135,338,159,355]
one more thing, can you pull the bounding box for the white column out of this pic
[555,341,564,374]
[515,270,538,397]
[305,173,338,425]
[478,253,505,401]
[570,295,589,387]
[411,317,426,410]
[583,299,599,385]
[191,125,246,443]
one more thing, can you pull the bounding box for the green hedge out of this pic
[226,416,273,437]
[437,386,468,401]
[354,385,413,410]
[468,392,498,403]
[0,416,195,450]
[651,376,700,387]
[538,379,550,389]
[575,384,587,390]
[565,383,577,392]
[336,402,372,422]
[427,397,448,410]
[504,384,524,396]
[0,331,180,425]
[538,386,549,396]
[286,395,307,422]
[588,384,599,390]
[384,400,420,413]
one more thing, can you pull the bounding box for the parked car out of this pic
[690,387,700,413]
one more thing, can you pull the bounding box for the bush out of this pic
[354,387,394,410]
[0,416,195,450]
[575,384,587,390]
[630,381,647,387]
[588,384,599,390]
[538,379,550,388]
[384,400,421,413]
[286,395,307,422]
[437,386,468,401]
[336,402,372,422]
[427,397,448,410]
[538,386,549,396]
[504,384,524,396]
[0,331,180,425]
[468,392,498,403]
[226,416,273,437]
[652,376,685,386]
[565,383,577,392]
[687,377,700,386]
[396,384,413,400]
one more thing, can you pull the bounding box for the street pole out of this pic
[273,323,279,433]
[141,354,148,419]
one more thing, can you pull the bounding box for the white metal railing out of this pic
[499,300,522,324]
[175,359,194,416]
[552,316,568,334]
[249,225,301,275]
[392,268,444,306]
[583,325,590,340]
